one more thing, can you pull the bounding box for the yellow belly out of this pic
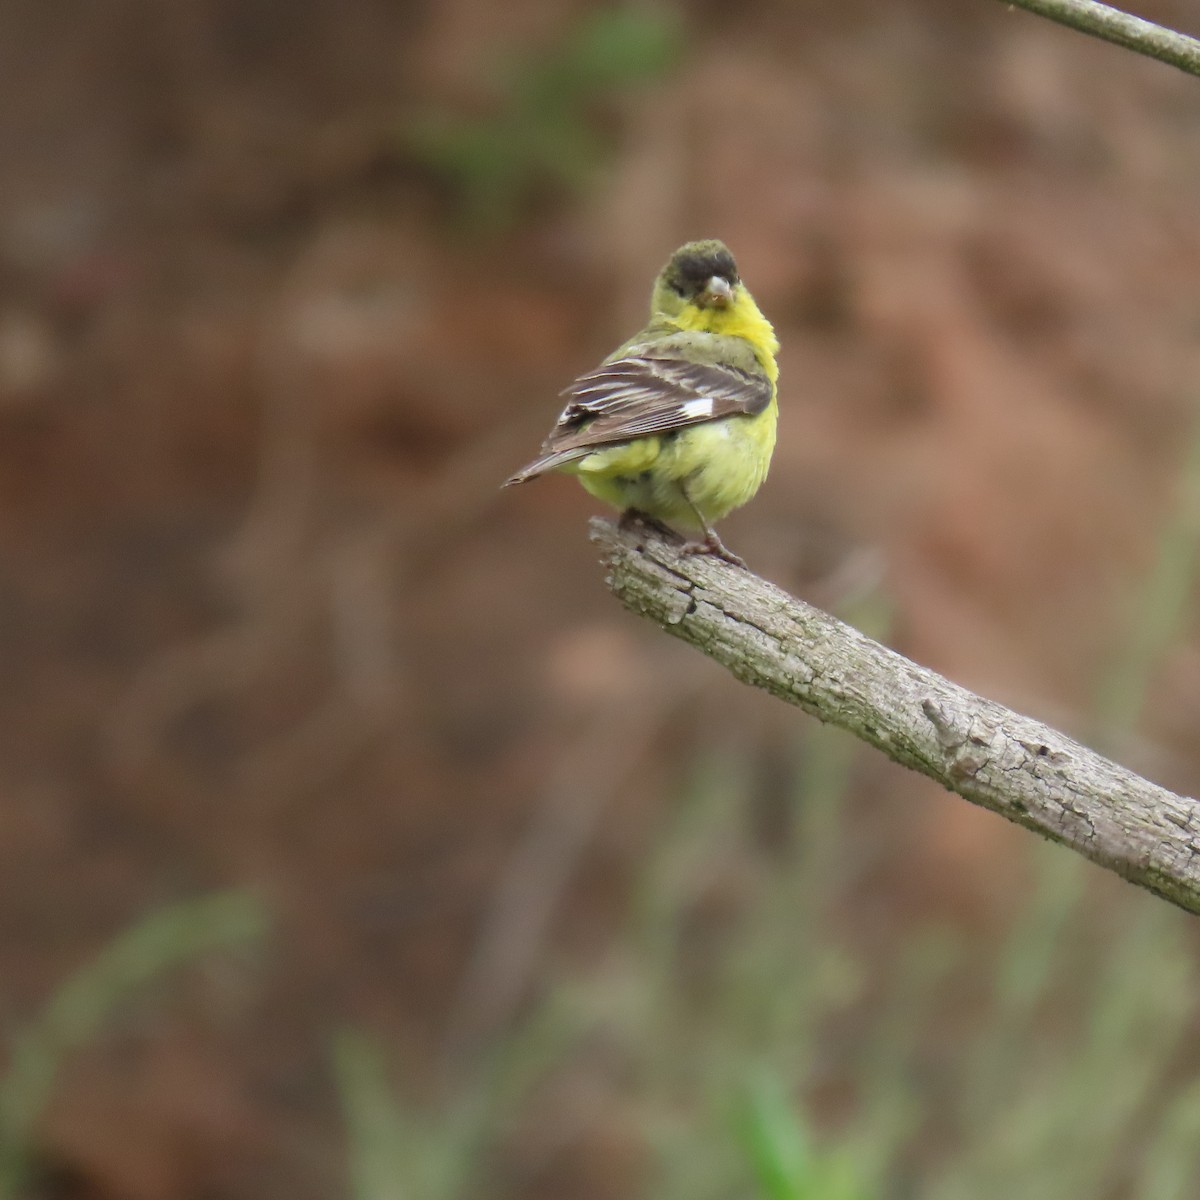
[569,399,777,530]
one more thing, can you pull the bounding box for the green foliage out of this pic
[335,1030,477,1200]
[621,733,1200,1200]
[334,993,581,1200]
[0,891,267,1198]
[406,8,683,231]
[612,720,886,1200]
[925,846,1198,1200]
[733,1071,865,1200]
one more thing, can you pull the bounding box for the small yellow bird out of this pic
[504,239,779,566]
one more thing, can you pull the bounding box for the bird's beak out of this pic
[698,275,734,309]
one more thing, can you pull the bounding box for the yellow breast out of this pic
[671,286,780,385]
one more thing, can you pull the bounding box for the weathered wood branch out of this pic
[591,517,1200,915]
[1001,0,1200,79]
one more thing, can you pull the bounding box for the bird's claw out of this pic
[619,510,745,567]
[681,532,746,568]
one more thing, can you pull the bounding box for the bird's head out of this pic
[652,239,741,319]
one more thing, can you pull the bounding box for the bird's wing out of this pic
[541,353,772,456]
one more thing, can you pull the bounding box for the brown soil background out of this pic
[2,0,1200,1196]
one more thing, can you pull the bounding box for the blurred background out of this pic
[2,0,1200,1197]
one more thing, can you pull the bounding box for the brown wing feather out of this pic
[504,353,772,485]
[551,356,769,448]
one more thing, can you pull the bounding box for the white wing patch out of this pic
[528,354,772,466]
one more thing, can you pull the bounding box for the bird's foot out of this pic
[681,531,746,569]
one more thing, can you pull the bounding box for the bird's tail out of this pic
[502,447,586,487]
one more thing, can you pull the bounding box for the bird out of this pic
[503,239,779,566]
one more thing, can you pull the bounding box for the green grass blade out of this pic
[0,891,267,1198]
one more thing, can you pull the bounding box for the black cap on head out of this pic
[663,239,739,297]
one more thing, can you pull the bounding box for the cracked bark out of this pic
[591,517,1200,916]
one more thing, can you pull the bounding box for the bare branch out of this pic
[1001,0,1200,79]
[591,517,1200,915]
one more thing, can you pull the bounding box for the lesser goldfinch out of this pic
[504,239,779,566]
